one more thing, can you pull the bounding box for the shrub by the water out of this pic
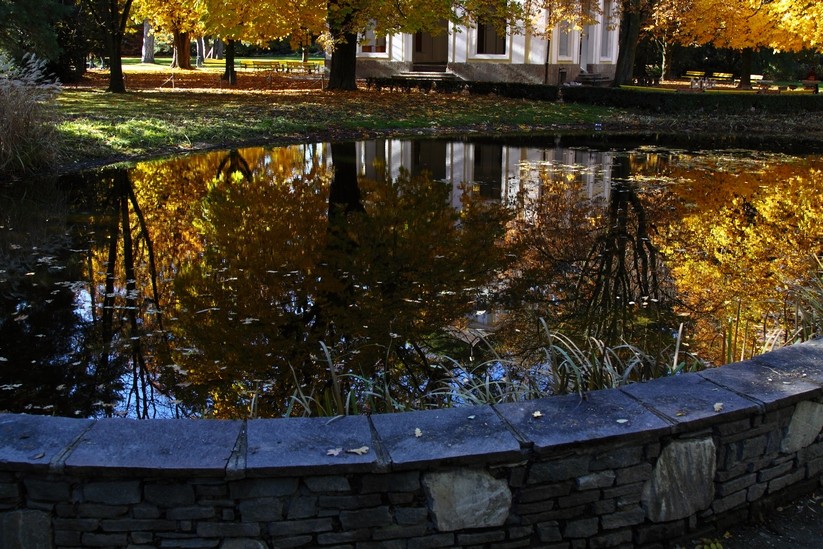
[0,53,61,177]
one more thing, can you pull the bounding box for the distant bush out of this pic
[0,53,62,177]
[560,85,823,114]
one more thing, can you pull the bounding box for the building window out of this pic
[361,29,386,53]
[600,0,614,59]
[477,22,506,55]
[558,22,571,58]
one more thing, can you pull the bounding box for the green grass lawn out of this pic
[55,78,623,171]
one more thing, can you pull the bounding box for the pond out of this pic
[1,135,822,419]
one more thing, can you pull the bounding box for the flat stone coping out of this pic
[1,339,821,476]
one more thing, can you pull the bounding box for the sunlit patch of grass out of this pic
[52,80,630,170]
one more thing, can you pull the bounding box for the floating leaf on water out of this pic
[713,402,724,412]
[346,446,369,456]
[327,447,342,457]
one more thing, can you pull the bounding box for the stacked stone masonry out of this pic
[1,339,822,549]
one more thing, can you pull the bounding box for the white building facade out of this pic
[356,0,619,85]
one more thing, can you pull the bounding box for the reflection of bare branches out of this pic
[576,181,662,340]
[127,184,163,330]
[94,170,172,418]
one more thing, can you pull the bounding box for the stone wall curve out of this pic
[1,339,822,548]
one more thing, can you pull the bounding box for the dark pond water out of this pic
[1,136,822,419]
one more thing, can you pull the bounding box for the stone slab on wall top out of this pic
[64,418,243,476]
[0,415,92,472]
[698,355,822,411]
[620,374,759,432]
[370,405,521,469]
[496,389,671,455]
[752,337,823,383]
[246,415,377,476]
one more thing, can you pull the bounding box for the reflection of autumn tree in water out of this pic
[660,156,823,364]
[164,145,511,417]
[502,152,679,386]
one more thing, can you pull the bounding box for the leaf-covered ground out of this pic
[53,68,823,175]
[54,69,608,172]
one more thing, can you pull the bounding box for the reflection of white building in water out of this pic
[356,139,615,211]
[356,0,619,84]
[356,139,617,334]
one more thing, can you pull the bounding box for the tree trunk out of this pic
[738,47,753,89]
[141,20,154,63]
[105,0,133,93]
[660,40,671,81]
[326,0,358,90]
[195,35,206,67]
[209,38,223,59]
[172,30,192,69]
[107,33,126,92]
[222,39,237,84]
[611,0,643,87]
[327,32,358,90]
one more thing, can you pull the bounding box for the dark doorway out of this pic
[413,20,449,71]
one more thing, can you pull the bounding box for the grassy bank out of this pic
[49,63,823,173]
[53,67,630,172]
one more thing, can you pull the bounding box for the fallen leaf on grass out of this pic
[414,428,423,438]
[532,411,543,418]
[347,446,369,456]
[713,402,724,412]
[326,448,342,457]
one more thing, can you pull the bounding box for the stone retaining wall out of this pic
[1,339,822,549]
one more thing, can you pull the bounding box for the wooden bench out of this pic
[711,72,735,85]
[683,70,707,89]
[750,74,771,88]
[278,62,321,75]
[251,60,282,72]
[802,79,820,93]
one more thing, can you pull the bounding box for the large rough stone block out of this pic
[641,438,716,522]
[1,510,52,549]
[781,401,823,454]
[422,469,511,531]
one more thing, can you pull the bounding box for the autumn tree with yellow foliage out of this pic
[648,0,822,86]
[194,0,326,83]
[133,0,205,69]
